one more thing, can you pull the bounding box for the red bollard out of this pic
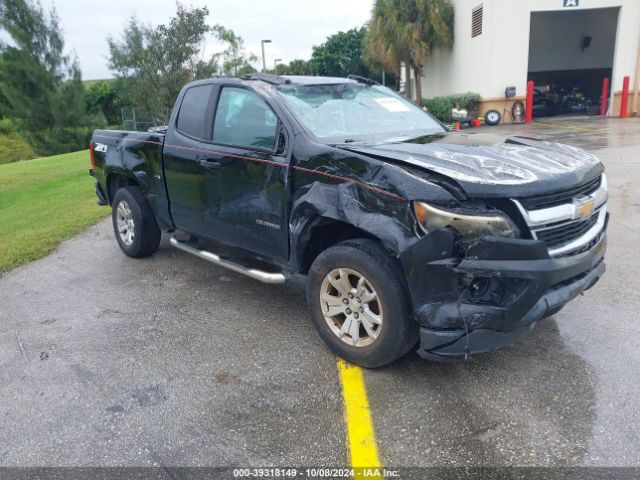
[620,76,630,118]
[525,80,534,124]
[600,78,610,117]
[455,121,461,131]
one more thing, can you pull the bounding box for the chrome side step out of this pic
[169,237,286,284]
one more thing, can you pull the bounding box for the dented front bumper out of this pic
[401,228,607,361]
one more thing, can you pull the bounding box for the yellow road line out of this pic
[337,358,381,476]
[532,121,609,132]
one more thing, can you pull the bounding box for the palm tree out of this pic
[365,0,410,96]
[365,0,454,102]
[287,59,311,75]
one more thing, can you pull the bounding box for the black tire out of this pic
[484,109,502,126]
[306,239,418,368]
[511,100,525,122]
[111,186,161,258]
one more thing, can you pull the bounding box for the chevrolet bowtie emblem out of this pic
[574,196,595,219]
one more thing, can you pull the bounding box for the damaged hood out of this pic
[341,132,604,198]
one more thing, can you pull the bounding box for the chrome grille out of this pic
[534,212,600,250]
[517,176,601,211]
[511,174,608,257]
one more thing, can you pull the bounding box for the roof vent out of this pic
[472,4,483,38]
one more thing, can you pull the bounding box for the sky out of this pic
[35,0,375,80]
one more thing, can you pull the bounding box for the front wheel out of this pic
[306,239,417,368]
[111,186,161,258]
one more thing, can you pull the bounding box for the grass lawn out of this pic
[0,150,109,273]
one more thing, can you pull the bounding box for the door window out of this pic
[213,87,278,150]
[176,85,213,139]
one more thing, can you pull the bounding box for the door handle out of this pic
[199,159,222,170]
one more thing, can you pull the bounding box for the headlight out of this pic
[413,201,518,242]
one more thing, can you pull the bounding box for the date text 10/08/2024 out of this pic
[232,468,401,478]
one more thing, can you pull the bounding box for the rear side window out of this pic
[176,85,213,139]
[213,87,278,150]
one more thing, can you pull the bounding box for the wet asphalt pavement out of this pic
[1,116,639,468]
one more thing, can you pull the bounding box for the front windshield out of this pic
[276,82,445,143]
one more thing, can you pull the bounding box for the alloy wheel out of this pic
[319,268,383,347]
[116,200,135,246]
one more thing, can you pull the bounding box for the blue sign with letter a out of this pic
[564,0,580,6]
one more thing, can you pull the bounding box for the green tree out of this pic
[108,4,218,121]
[365,3,405,91]
[213,25,257,77]
[267,59,311,76]
[366,0,454,100]
[308,27,379,80]
[286,59,311,75]
[274,63,289,76]
[85,80,122,126]
[0,0,87,154]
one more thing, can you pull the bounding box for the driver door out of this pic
[199,85,289,260]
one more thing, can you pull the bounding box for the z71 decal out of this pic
[94,143,108,153]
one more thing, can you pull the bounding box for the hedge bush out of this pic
[0,134,36,164]
[0,118,18,135]
[422,92,481,123]
[24,127,94,157]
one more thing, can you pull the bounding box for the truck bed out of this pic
[91,130,173,229]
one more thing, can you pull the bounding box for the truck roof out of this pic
[243,73,376,86]
[187,73,376,89]
[281,75,357,85]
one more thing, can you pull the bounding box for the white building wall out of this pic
[420,0,640,103]
[418,0,496,99]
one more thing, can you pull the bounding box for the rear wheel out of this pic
[111,186,161,258]
[306,239,417,368]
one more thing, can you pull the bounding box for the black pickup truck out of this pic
[89,73,607,367]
